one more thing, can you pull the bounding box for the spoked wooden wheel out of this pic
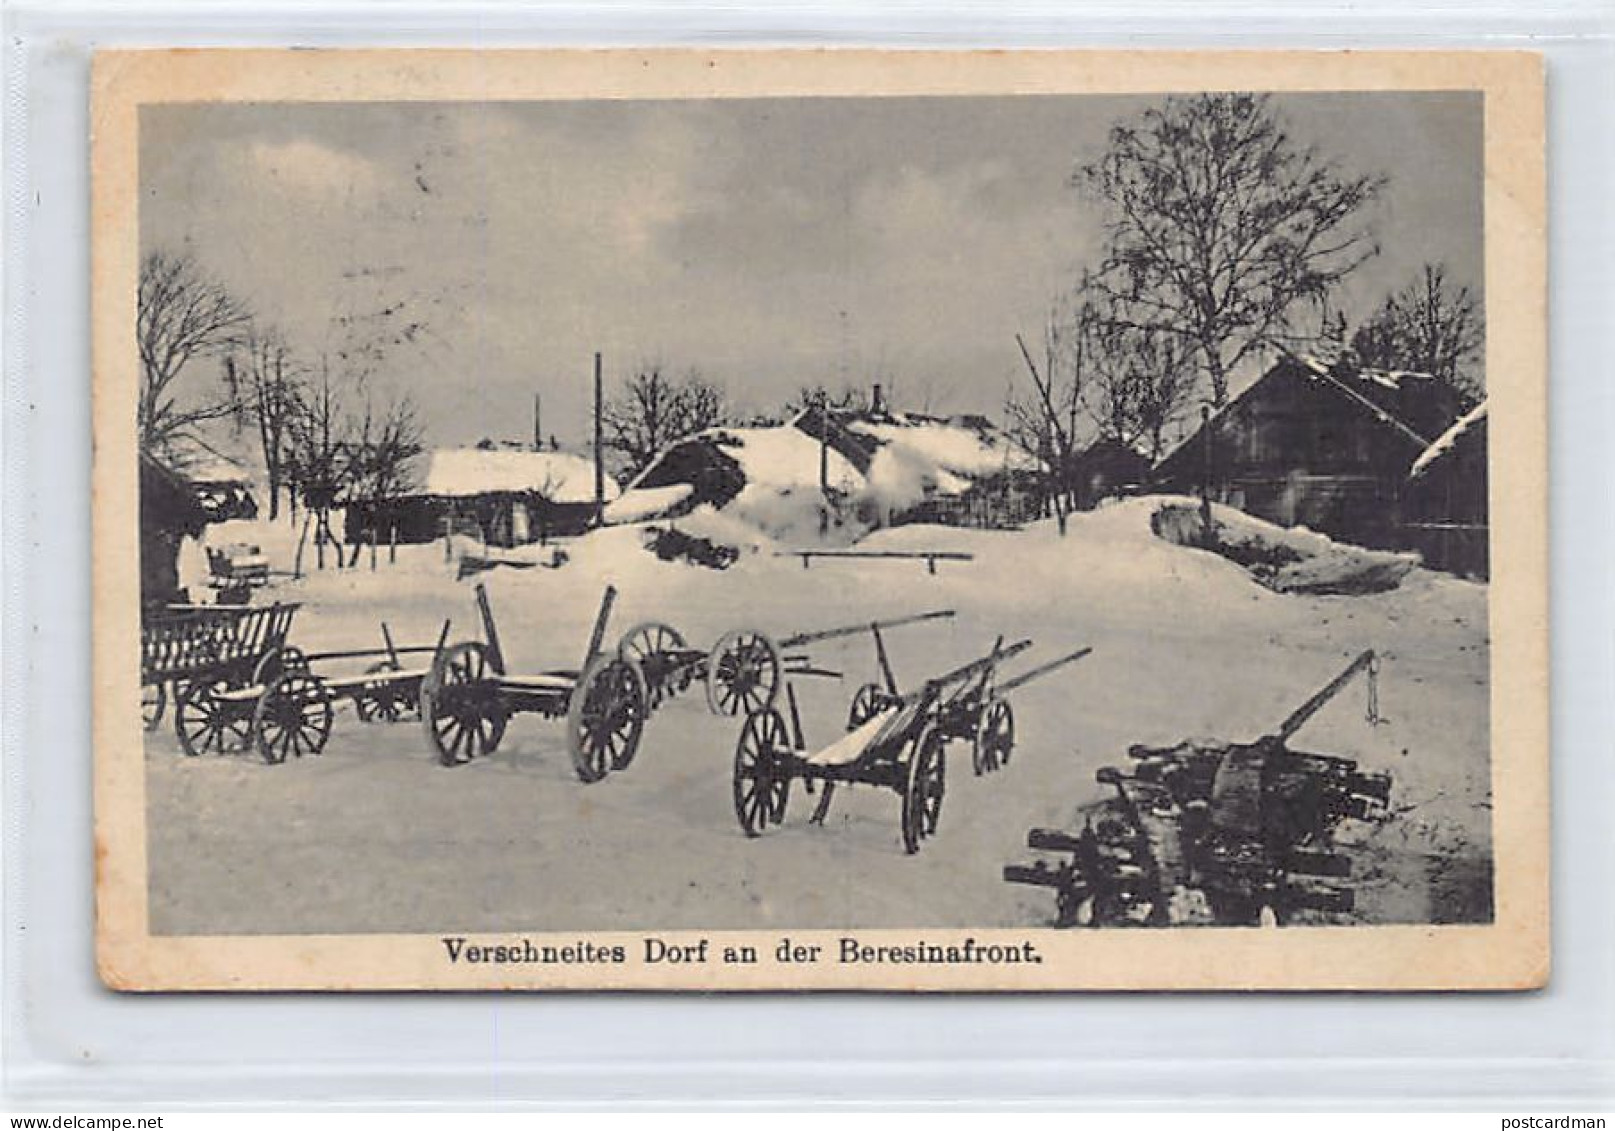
[900,725,946,854]
[705,629,782,716]
[421,641,508,767]
[618,622,687,707]
[972,698,1014,776]
[847,682,888,730]
[142,681,167,732]
[174,679,251,757]
[733,708,791,837]
[355,660,416,723]
[252,672,335,765]
[567,656,649,783]
[250,645,308,690]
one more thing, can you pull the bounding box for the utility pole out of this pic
[593,352,605,527]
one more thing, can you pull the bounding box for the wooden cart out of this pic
[140,603,299,754]
[731,639,1094,853]
[418,582,649,783]
[614,609,956,718]
[245,618,459,764]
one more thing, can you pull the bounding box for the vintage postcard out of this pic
[93,49,1547,991]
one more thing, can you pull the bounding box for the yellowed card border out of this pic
[91,48,1548,992]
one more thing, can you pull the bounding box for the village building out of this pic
[1068,436,1154,511]
[139,452,214,609]
[1151,353,1471,551]
[163,438,259,522]
[605,400,1044,532]
[1403,401,1489,579]
[345,444,621,548]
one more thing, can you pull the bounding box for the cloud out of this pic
[243,138,383,200]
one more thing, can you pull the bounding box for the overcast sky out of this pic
[141,91,1483,450]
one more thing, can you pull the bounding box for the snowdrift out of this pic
[1151,500,1419,595]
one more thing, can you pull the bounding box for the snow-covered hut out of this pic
[605,403,1042,532]
[140,452,212,609]
[346,445,621,548]
[1152,353,1471,549]
[1403,401,1488,578]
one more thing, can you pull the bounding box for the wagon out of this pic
[418,582,649,783]
[614,608,957,718]
[244,618,460,764]
[140,602,299,754]
[731,638,1094,853]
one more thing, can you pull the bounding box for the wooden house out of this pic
[1152,354,1469,550]
[605,401,1045,531]
[345,446,621,548]
[140,452,212,609]
[1069,437,1153,511]
[1403,402,1489,578]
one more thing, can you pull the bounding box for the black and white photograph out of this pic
[94,49,1548,990]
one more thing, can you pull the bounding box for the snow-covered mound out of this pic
[1151,499,1419,595]
[609,410,1039,538]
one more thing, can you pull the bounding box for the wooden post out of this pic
[817,390,830,536]
[592,352,605,528]
[583,584,617,667]
[389,522,397,564]
[533,391,543,451]
[292,512,311,580]
[1199,405,1215,548]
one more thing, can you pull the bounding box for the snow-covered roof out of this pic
[604,483,695,525]
[1410,400,1488,480]
[425,448,620,503]
[846,413,1035,478]
[707,423,866,494]
[164,437,254,486]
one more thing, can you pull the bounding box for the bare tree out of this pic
[340,388,424,565]
[1083,306,1200,461]
[221,328,303,520]
[604,365,730,477]
[1079,93,1385,405]
[1350,263,1485,402]
[282,362,351,565]
[137,251,252,454]
[1006,307,1088,536]
[347,390,425,503]
[784,382,871,418]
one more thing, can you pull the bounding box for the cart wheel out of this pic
[142,681,167,732]
[900,725,947,854]
[847,682,887,730]
[618,621,687,707]
[250,645,308,689]
[355,659,412,723]
[972,698,1015,776]
[252,671,335,765]
[733,708,791,837]
[421,641,508,767]
[705,629,783,716]
[173,679,251,757]
[567,655,648,783]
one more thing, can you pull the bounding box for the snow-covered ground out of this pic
[145,498,1491,935]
